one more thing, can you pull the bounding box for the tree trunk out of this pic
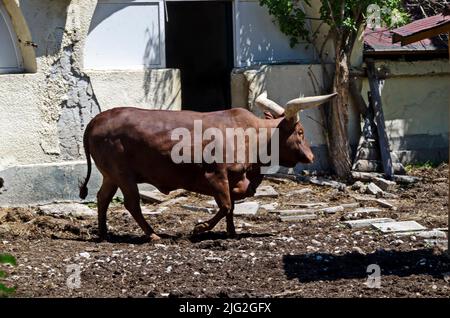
[326,38,352,180]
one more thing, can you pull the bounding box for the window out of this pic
[234,0,316,67]
[84,0,165,70]
[0,2,23,73]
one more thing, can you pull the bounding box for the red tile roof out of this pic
[364,27,447,55]
[392,13,450,38]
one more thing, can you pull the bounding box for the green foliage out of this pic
[259,0,409,48]
[405,161,437,172]
[0,253,16,297]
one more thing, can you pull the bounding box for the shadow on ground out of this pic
[283,249,450,283]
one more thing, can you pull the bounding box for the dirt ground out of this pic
[0,165,449,298]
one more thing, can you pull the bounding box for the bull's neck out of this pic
[257,117,283,137]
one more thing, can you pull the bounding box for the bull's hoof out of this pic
[148,233,161,241]
[193,222,209,235]
[226,230,237,239]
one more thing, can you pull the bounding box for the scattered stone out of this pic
[141,207,168,215]
[351,181,365,191]
[416,230,447,239]
[79,252,91,259]
[280,214,318,222]
[38,203,96,218]
[275,209,316,215]
[433,177,447,183]
[320,206,344,214]
[182,205,214,214]
[139,190,169,204]
[287,202,327,208]
[341,202,360,208]
[371,221,426,233]
[343,218,395,229]
[234,202,259,215]
[393,175,421,184]
[159,196,188,207]
[311,239,322,246]
[352,247,364,254]
[307,176,346,190]
[424,239,448,250]
[390,239,404,246]
[353,207,382,214]
[375,199,396,210]
[260,202,279,211]
[366,183,383,195]
[254,185,278,197]
[373,177,396,192]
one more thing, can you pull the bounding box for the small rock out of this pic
[280,214,318,222]
[352,246,364,254]
[351,181,365,191]
[373,177,396,192]
[165,266,172,273]
[254,185,278,197]
[193,271,200,276]
[311,239,322,246]
[79,252,90,259]
[139,190,169,204]
[182,205,214,214]
[38,203,96,218]
[366,183,383,195]
[234,202,260,215]
[417,230,447,239]
[261,202,279,211]
[320,206,344,214]
[390,239,404,246]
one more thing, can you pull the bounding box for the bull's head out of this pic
[255,91,337,167]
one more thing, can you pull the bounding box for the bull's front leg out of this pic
[193,172,235,237]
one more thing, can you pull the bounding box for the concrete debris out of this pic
[233,202,259,215]
[373,177,396,192]
[254,185,278,197]
[353,207,383,214]
[306,176,346,191]
[260,202,279,211]
[320,206,344,214]
[182,205,214,214]
[371,221,426,233]
[275,209,316,215]
[366,182,383,195]
[38,203,96,218]
[280,214,318,222]
[286,202,327,208]
[139,190,169,204]
[343,218,395,229]
[286,188,313,196]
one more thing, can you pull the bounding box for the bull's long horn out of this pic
[255,91,285,117]
[284,92,338,120]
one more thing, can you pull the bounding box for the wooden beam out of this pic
[393,23,450,46]
[366,60,394,180]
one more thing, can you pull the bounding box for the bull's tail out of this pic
[79,125,92,199]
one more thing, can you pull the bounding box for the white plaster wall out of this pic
[361,60,450,140]
[0,0,181,168]
[88,70,181,110]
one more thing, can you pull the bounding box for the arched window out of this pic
[0,1,23,73]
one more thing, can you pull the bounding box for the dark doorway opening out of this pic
[165,1,234,112]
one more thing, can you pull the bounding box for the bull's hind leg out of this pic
[119,181,160,241]
[96,178,118,241]
[193,172,235,237]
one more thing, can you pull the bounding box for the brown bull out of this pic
[79,91,337,241]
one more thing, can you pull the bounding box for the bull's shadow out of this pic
[283,249,450,283]
[189,231,273,243]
